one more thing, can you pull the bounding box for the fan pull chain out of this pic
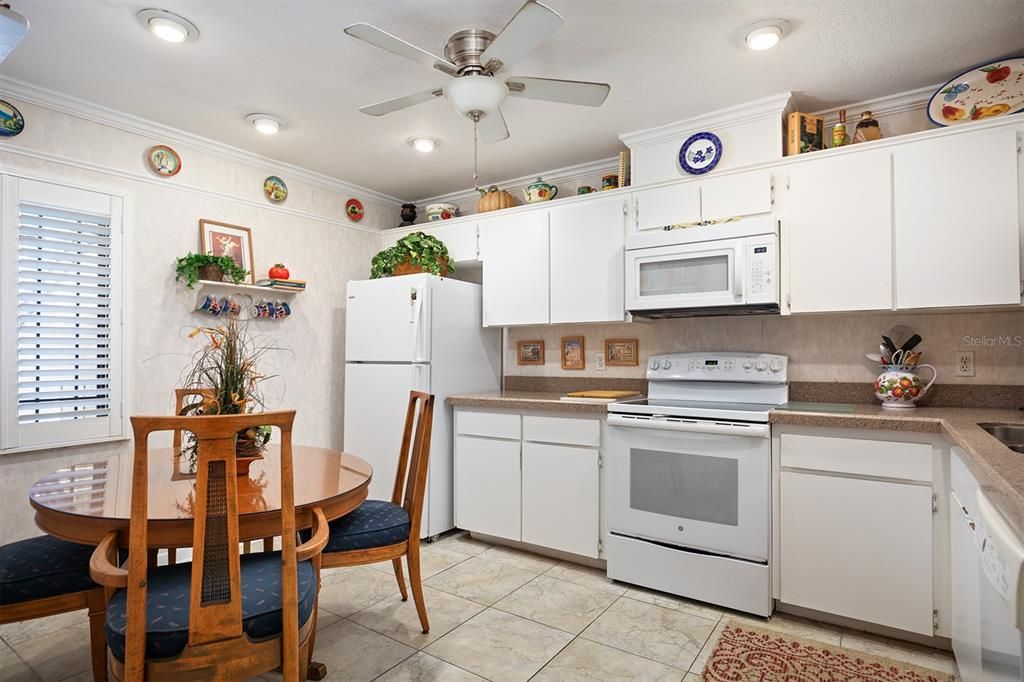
[472,115,480,190]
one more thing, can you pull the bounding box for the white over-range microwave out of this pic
[625,215,779,317]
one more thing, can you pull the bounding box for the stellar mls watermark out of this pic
[961,335,1023,348]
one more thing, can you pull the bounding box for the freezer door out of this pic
[346,277,431,362]
[344,363,431,503]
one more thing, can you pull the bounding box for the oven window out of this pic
[638,254,729,297]
[629,448,738,526]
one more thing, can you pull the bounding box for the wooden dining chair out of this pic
[315,391,435,637]
[0,535,108,680]
[89,411,329,681]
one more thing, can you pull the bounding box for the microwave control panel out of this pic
[745,237,778,304]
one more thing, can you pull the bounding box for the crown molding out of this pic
[813,83,939,127]
[0,143,384,235]
[0,75,405,207]
[413,155,620,207]
[619,92,795,148]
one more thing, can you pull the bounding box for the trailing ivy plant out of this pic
[370,231,454,279]
[174,252,249,288]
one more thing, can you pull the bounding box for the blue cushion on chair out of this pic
[0,535,97,605]
[322,499,410,553]
[103,552,316,663]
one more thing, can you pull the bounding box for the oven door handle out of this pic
[608,413,769,438]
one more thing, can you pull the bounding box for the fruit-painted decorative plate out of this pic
[345,198,364,222]
[264,175,287,203]
[678,131,722,175]
[928,56,1024,126]
[146,145,181,177]
[0,99,25,137]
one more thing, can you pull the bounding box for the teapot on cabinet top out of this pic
[523,177,558,203]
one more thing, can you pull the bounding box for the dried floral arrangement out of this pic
[178,318,282,469]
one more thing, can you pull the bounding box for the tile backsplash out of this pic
[504,310,1023,386]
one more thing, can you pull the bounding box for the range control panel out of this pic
[646,352,788,383]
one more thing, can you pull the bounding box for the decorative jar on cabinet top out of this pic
[523,177,558,203]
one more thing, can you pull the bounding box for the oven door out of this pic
[626,238,745,312]
[606,414,770,562]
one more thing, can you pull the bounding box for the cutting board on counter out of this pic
[560,390,641,403]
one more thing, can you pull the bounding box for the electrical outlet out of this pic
[955,351,975,377]
[595,352,607,371]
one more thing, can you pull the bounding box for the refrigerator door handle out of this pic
[410,285,427,362]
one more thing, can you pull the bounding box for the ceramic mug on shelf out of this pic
[874,364,937,409]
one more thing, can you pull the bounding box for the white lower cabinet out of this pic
[522,442,600,557]
[780,471,934,635]
[454,435,521,540]
[454,408,602,558]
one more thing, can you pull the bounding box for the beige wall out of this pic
[505,310,1024,386]
[0,98,395,543]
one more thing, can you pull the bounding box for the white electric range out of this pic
[605,351,789,617]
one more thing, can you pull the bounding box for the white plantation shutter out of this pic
[2,177,124,451]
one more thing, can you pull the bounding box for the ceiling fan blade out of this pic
[479,1,563,74]
[344,23,457,76]
[478,108,510,143]
[506,77,610,107]
[359,88,443,116]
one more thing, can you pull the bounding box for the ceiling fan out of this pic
[343,0,610,143]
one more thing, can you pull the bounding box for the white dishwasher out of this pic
[951,447,1024,681]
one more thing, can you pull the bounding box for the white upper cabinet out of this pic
[630,170,772,249]
[700,169,773,221]
[431,221,479,263]
[633,181,701,235]
[479,210,550,326]
[549,195,627,323]
[782,149,893,313]
[893,127,1022,309]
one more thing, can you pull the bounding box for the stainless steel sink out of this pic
[979,423,1024,454]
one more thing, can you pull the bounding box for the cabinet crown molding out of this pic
[619,92,795,148]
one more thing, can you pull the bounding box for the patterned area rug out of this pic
[701,622,954,681]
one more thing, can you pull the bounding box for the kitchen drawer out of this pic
[523,415,600,447]
[455,410,521,440]
[780,433,932,482]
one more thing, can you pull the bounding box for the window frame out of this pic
[0,173,127,454]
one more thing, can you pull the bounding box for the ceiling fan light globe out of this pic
[443,75,508,118]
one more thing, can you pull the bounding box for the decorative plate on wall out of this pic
[928,56,1024,126]
[263,175,288,203]
[345,198,365,222]
[145,144,182,176]
[678,131,722,175]
[0,99,25,137]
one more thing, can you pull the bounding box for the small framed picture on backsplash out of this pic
[561,336,585,370]
[605,338,638,366]
[517,340,545,365]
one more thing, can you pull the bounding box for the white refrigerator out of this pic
[344,274,501,538]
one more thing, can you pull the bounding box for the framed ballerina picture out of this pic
[199,219,255,283]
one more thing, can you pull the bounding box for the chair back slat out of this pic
[390,392,435,536]
[126,410,296,677]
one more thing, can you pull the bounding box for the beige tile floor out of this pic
[0,531,959,682]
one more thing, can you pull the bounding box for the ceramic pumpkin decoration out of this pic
[477,185,516,213]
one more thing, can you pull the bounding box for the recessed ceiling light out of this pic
[246,114,284,135]
[136,9,199,43]
[408,137,439,153]
[742,20,789,51]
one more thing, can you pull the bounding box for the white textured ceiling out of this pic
[3,0,1023,200]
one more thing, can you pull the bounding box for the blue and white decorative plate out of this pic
[678,131,722,175]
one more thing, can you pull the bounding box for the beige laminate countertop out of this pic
[771,403,1024,537]
[449,392,1024,538]
[447,391,619,414]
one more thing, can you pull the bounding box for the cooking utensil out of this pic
[888,325,916,349]
[881,335,897,356]
[899,333,922,353]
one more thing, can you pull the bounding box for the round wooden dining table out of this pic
[28,445,373,548]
